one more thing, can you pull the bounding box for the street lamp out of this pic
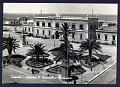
[54,33,56,47]
[22,29,26,45]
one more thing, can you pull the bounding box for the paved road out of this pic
[87,63,116,84]
[2,66,52,84]
[2,65,65,84]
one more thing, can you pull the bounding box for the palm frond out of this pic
[3,37,20,54]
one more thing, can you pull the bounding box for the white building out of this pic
[96,26,117,45]
[33,14,117,45]
[33,15,98,41]
[3,15,117,46]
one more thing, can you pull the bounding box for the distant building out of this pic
[3,18,21,25]
[19,17,29,24]
[96,25,117,45]
[22,20,34,34]
[3,18,22,32]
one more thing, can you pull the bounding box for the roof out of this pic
[22,23,33,26]
[34,15,98,21]
[101,26,117,30]
[3,18,19,21]
[96,25,117,33]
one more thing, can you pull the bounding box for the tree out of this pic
[58,22,74,63]
[49,43,79,64]
[3,36,20,57]
[49,22,80,77]
[26,43,49,66]
[79,39,102,71]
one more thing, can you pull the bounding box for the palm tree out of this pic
[49,43,79,64]
[58,22,73,63]
[3,36,20,57]
[26,43,49,66]
[49,22,80,78]
[79,39,102,71]
[50,42,80,77]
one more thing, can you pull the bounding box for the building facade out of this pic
[3,18,22,32]
[3,15,117,46]
[96,26,117,45]
[33,15,117,45]
[22,22,33,34]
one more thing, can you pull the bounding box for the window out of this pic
[105,34,108,41]
[55,23,59,28]
[48,30,51,35]
[37,30,39,34]
[24,27,26,31]
[79,25,83,30]
[80,34,83,39]
[42,22,45,27]
[42,30,45,35]
[48,22,51,27]
[24,22,27,24]
[72,23,76,29]
[97,34,100,39]
[90,25,92,30]
[29,28,30,32]
[89,34,92,39]
[72,33,75,39]
[36,21,39,26]
[112,35,115,41]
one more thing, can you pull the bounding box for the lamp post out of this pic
[54,33,56,47]
[22,29,26,45]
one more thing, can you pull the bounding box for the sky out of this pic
[3,3,118,15]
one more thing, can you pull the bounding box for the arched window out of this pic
[48,22,51,27]
[48,30,51,35]
[80,34,83,39]
[42,30,45,35]
[36,21,39,26]
[105,34,108,41]
[79,25,83,30]
[97,34,100,39]
[42,22,45,27]
[112,35,115,41]
[37,30,39,34]
[55,23,59,28]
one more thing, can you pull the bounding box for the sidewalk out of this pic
[87,63,116,84]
